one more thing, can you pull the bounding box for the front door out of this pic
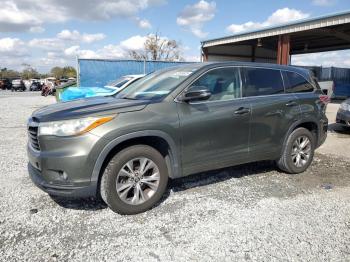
[177,67,251,175]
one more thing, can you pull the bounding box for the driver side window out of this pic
[188,67,241,101]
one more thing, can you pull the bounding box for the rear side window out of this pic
[282,71,314,93]
[242,68,284,97]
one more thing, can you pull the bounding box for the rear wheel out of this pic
[277,127,315,174]
[100,145,168,215]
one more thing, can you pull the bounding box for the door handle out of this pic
[286,101,297,107]
[234,107,250,115]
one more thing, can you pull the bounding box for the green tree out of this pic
[50,66,76,79]
[62,66,77,78]
[21,65,40,80]
[50,66,64,79]
[0,67,20,79]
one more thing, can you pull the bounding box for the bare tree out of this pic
[129,33,183,61]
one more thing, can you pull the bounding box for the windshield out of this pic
[116,66,197,100]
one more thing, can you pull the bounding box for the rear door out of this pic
[281,70,324,118]
[241,67,300,160]
[282,70,328,143]
[177,67,251,175]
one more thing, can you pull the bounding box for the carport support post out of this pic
[202,47,208,62]
[277,35,291,65]
[251,46,256,62]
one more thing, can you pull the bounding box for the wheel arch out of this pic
[91,130,181,195]
[282,119,320,150]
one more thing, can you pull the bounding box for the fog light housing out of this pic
[58,171,68,181]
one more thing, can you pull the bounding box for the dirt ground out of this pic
[0,91,349,261]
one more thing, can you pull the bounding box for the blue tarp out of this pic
[78,59,193,87]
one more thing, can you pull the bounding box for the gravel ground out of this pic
[0,91,350,261]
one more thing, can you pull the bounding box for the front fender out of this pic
[90,130,181,187]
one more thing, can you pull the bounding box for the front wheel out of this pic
[277,127,315,174]
[100,145,168,215]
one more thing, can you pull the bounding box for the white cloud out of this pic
[57,30,105,43]
[29,26,45,33]
[28,38,66,51]
[292,51,350,68]
[0,37,28,57]
[0,32,192,72]
[177,0,216,38]
[28,29,105,52]
[63,34,150,59]
[62,33,179,61]
[120,35,147,51]
[0,1,41,32]
[64,45,98,58]
[183,54,200,62]
[312,0,336,6]
[97,44,126,59]
[0,0,165,32]
[227,8,309,34]
[135,18,152,29]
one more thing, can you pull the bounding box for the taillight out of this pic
[319,94,330,104]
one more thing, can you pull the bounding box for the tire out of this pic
[100,145,169,215]
[277,127,315,174]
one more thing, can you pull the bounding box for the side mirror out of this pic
[179,88,211,102]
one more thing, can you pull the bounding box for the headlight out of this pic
[340,102,350,111]
[38,116,114,136]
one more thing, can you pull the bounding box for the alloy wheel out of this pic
[291,135,311,168]
[116,157,160,205]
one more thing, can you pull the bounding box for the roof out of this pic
[192,62,311,78]
[202,10,350,48]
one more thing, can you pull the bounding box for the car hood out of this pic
[32,96,149,122]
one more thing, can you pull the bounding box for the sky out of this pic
[1,0,350,73]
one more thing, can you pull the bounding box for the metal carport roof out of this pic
[201,10,350,64]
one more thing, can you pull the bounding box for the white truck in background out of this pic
[319,80,334,99]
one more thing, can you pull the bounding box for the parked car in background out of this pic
[336,99,350,128]
[29,80,42,91]
[0,79,12,90]
[27,62,328,215]
[11,79,25,91]
[58,74,145,102]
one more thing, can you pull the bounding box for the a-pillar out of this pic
[277,35,290,65]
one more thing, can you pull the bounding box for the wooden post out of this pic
[277,35,290,65]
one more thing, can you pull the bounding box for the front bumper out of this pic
[316,118,328,148]
[27,131,108,198]
[28,162,97,197]
[336,109,350,126]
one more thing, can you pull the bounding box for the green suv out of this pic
[27,62,328,214]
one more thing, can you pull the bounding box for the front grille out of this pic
[28,121,40,151]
